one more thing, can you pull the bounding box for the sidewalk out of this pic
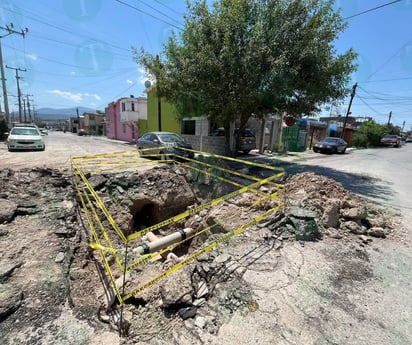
[249,147,356,163]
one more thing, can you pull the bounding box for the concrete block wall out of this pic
[182,135,226,155]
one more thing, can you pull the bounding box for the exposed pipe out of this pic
[133,227,196,260]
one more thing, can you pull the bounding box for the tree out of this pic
[134,0,357,155]
[352,120,401,148]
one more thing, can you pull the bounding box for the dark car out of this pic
[313,137,347,154]
[136,131,194,160]
[380,134,400,147]
[210,127,256,154]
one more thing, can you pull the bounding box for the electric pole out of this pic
[341,82,358,139]
[26,94,33,122]
[387,111,392,126]
[0,23,28,126]
[6,65,26,123]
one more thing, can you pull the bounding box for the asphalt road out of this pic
[271,144,412,224]
[0,131,132,170]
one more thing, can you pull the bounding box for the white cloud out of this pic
[26,53,37,61]
[48,90,101,103]
[70,71,76,75]
[126,79,133,84]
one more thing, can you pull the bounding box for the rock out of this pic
[287,207,321,241]
[0,198,18,223]
[195,316,206,329]
[322,200,340,228]
[179,306,197,320]
[55,252,65,263]
[88,174,107,190]
[359,235,372,244]
[368,227,386,238]
[341,206,367,220]
[160,268,193,307]
[343,221,366,234]
[0,291,23,321]
[326,227,343,239]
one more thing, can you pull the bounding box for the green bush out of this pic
[352,120,397,148]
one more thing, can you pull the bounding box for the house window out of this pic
[122,103,125,111]
[89,114,95,120]
[131,102,135,111]
[182,120,195,135]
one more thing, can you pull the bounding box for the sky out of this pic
[0,0,411,130]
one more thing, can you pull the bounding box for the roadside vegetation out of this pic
[352,120,402,148]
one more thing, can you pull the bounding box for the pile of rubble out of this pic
[284,172,395,243]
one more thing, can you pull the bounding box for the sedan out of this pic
[7,126,45,152]
[380,134,400,147]
[313,137,347,154]
[136,131,194,160]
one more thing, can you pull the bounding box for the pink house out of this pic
[105,96,147,142]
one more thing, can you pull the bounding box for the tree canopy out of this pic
[134,0,357,146]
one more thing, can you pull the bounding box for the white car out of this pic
[7,126,46,152]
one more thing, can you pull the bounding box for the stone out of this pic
[160,268,193,307]
[343,221,366,234]
[54,252,65,263]
[0,291,23,321]
[287,207,321,241]
[179,307,197,320]
[326,227,343,239]
[0,198,18,223]
[194,316,207,329]
[368,227,386,238]
[322,200,340,228]
[359,235,372,244]
[341,206,367,220]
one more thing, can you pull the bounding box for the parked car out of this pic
[406,137,412,143]
[78,129,87,136]
[39,128,48,135]
[380,134,401,147]
[136,131,194,160]
[313,137,347,154]
[7,126,45,152]
[210,127,256,154]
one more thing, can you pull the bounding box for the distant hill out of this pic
[36,107,98,120]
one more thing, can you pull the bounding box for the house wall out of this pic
[145,88,180,134]
[106,97,147,142]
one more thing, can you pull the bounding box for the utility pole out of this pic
[341,83,357,139]
[23,97,27,122]
[387,111,392,126]
[26,94,33,122]
[0,23,28,126]
[6,65,26,123]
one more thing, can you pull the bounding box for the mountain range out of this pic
[35,107,98,120]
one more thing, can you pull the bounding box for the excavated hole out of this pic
[130,199,160,231]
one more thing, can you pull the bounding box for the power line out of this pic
[133,0,182,26]
[344,0,402,20]
[114,0,183,31]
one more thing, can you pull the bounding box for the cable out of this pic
[133,0,182,26]
[114,0,183,31]
[343,0,402,20]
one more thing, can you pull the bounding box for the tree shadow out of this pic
[245,157,395,207]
